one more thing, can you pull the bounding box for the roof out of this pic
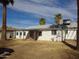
[26,24,53,30]
[67,22,77,28]
[0,22,77,31]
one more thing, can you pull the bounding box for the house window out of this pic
[24,32,26,36]
[16,32,18,35]
[52,30,56,35]
[20,32,22,36]
[65,30,68,34]
[10,33,13,38]
[39,31,42,36]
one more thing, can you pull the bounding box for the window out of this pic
[39,31,42,36]
[20,32,22,36]
[52,30,56,35]
[16,32,18,35]
[24,32,26,36]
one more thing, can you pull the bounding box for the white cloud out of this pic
[30,0,47,3]
[9,0,76,19]
[3,0,77,28]
[16,20,38,25]
[7,19,38,28]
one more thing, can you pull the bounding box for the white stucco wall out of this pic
[38,30,76,41]
[15,31,29,39]
[38,31,52,41]
[54,30,62,41]
[65,30,76,40]
[13,30,77,41]
[23,31,29,39]
[6,32,11,39]
[0,32,14,40]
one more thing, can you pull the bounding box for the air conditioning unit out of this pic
[63,19,71,25]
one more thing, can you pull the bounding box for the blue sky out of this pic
[0,0,77,28]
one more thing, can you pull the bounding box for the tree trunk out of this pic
[1,4,7,40]
[77,0,79,50]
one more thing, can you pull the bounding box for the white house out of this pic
[14,21,77,41]
[0,21,77,41]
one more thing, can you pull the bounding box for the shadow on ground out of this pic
[0,48,14,59]
[62,41,77,50]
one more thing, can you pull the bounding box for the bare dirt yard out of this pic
[0,40,79,59]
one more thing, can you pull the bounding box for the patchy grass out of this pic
[0,40,79,59]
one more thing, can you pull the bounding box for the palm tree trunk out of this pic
[1,4,7,40]
[77,0,79,50]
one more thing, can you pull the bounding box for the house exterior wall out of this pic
[0,31,14,40]
[55,30,77,41]
[65,30,76,40]
[0,29,77,41]
[15,31,29,39]
[38,30,76,41]
[6,32,14,39]
[38,31,52,41]
[54,30,62,41]
[38,30,63,41]
[15,31,23,39]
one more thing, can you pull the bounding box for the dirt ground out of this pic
[0,40,79,59]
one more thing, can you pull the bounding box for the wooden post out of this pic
[34,31,36,40]
[1,4,7,40]
[77,0,79,50]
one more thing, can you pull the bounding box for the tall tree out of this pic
[40,18,46,25]
[55,14,64,41]
[77,0,79,50]
[0,0,14,40]
[55,14,63,25]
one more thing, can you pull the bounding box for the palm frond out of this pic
[0,0,14,5]
[10,0,14,5]
[6,0,10,5]
[0,0,3,4]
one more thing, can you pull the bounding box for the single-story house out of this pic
[0,21,77,41]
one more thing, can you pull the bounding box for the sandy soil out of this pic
[0,40,79,59]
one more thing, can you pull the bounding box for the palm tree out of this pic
[55,14,64,41]
[40,18,46,25]
[0,0,14,40]
[55,14,63,25]
[77,0,79,50]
